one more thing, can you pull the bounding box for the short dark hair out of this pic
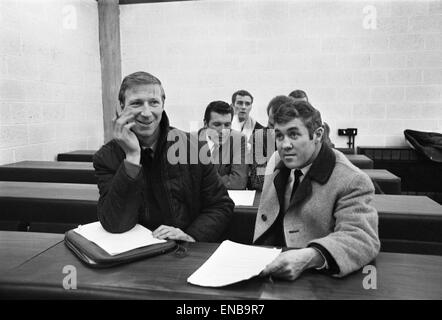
[118,71,165,107]
[204,100,234,124]
[231,90,253,104]
[266,95,295,115]
[288,89,308,101]
[274,101,322,139]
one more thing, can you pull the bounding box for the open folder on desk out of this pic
[64,222,176,268]
[187,240,281,287]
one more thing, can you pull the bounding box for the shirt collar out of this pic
[141,140,157,155]
[205,131,216,153]
[298,163,312,177]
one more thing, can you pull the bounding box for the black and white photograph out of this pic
[0,0,441,303]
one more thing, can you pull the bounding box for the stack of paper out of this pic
[227,190,256,206]
[187,240,281,287]
[73,222,166,256]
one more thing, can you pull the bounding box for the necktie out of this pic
[284,169,303,213]
[142,148,154,169]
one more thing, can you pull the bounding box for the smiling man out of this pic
[93,72,234,242]
[254,100,380,280]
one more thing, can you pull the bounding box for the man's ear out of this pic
[315,127,324,143]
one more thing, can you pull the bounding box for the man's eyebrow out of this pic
[287,127,300,133]
[275,127,300,133]
[128,98,143,104]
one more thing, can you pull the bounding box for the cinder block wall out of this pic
[120,0,442,147]
[0,0,103,165]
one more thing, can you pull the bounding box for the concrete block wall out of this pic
[0,0,103,165]
[120,0,442,147]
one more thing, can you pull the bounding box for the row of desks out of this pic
[57,150,375,169]
[1,181,441,252]
[0,231,441,299]
[3,181,438,221]
[0,160,399,193]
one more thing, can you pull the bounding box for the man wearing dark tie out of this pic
[93,72,234,242]
[254,100,380,280]
[199,100,248,190]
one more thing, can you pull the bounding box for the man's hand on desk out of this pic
[260,248,325,281]
[153,225,196,242]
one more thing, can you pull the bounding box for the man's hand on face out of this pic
[260,248,324,281]
[113,108,142,164]
[152,225,196,242]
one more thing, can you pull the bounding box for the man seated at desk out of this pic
[254,100,380,280]
[198,100,248,190]
[93,71,234,242]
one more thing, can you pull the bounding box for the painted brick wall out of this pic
[120,0,442,148]
[0,0,103,165]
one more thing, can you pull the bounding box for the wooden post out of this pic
[98,0,121,142]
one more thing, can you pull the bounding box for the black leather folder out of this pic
[64,229,177,268]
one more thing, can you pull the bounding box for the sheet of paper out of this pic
[73,222,166,256]
[187,240,281,287]
[227,190,256,206]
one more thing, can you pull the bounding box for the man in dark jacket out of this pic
[199,100,248,190]
[93,71,234,242]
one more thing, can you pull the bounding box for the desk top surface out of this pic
[0,161,94,170]
[358,146,412,150]
[0,162,398,180]
[372,194,442,215]
[0,181,99,201]
[346,154,373,162]
[58,150,96,155]
[362,169,400,180]
[1,234,441,299]
[0,231,63,273]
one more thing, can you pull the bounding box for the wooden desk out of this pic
[0,237,441,299]
[1,182,441,252]
[346,154,374,169]
[0,231,63,272]
[372,194,442,217]
[357,146,442,195]
[0,161,96,184]
[362,169,401,194]
[57,150,96,162]
[1,182,440,220]
[0,162,399,194]
[0,181,98,225]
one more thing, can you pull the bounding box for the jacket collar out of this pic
[142,111,170,159]
[274,143,336,207]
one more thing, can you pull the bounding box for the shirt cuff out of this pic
[310,246,328,270]
[307,243,340,275]
[124,159,142,179]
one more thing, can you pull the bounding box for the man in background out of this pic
[231,90,264,142]
[248,95,295,190]
[199,100,248,190]
[288,89,334,148]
